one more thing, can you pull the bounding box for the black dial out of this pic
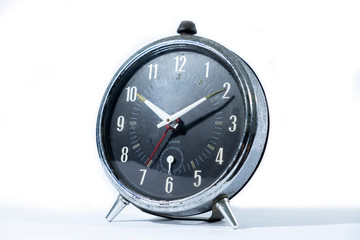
[101,50,246,200]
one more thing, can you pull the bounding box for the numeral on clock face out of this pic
[222,82,231,99]
[126,86,137,102]
[193,170,202,187]
[229,115,237,132]
[139,169,147,185]
[205,62,210,78]
[175,56,186,72]
[117,116,125,132]
[215,148,224,165]
[165,177,174,193]
[148,64,158,80]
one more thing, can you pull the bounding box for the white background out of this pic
[0,0,359,239]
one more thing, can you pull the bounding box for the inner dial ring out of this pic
[159,146,184,175]
[107,50,246,201]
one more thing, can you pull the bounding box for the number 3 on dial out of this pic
[229,115,237,132]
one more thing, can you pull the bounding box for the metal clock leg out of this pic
[211,197,239,229]
[106,195,129,222]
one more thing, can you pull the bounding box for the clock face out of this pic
[101,49,247,201]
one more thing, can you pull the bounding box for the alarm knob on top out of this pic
[177,20,197,35]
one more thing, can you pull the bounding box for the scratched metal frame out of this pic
[96,34,269,218]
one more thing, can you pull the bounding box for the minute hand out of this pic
[156,88,225,128]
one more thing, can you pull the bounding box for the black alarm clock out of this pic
[96,21,269,229]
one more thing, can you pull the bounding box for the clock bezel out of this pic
[96,34,269,217]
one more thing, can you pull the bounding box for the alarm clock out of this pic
[96,21,269,229]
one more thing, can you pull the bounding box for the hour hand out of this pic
[137,93,170,121]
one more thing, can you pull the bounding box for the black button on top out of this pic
[177,21,197,35]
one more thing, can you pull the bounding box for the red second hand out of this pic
[146,125,172,167]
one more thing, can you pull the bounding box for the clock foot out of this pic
[105,195,129,222]
[211,197,239,229]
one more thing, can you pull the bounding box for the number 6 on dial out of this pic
[165,177,173,193]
